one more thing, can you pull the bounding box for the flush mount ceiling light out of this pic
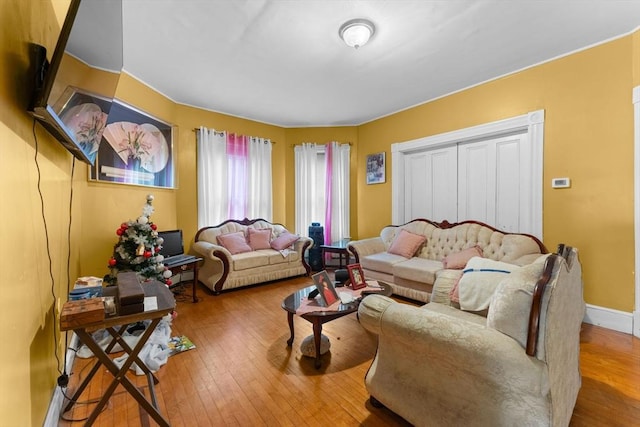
[339,18,375,49]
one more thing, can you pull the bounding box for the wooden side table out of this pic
[165,257,202,303]
[319,239,352,269]
[61,281,175,426]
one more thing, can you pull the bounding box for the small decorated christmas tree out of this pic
[106,194,172,286]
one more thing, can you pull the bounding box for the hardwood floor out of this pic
[59,274,640,426]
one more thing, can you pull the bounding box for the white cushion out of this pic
[457,258,520,311]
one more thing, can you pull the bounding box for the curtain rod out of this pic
[193,128,275,143]
[290,142,352,148]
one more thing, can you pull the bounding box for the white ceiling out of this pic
[91,1,640,127]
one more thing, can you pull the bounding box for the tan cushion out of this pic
[442,245,483,269]
[361,252,407,274]
[392,257,443,285]
[217,231,252,254]
[265,249,299,264]
[486,261,546,349]
[430,269,464,304]
[232,251,269,270]
[387,229,427,258]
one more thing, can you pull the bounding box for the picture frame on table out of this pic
[347,263,367,290]
[366,152,386,184]
[89,99,176,189]
[312,271,339,307]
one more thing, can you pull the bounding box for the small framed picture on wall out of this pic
[366,152,385,184]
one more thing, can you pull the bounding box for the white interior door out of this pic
[391,110,543,238]
[403,145,457,223]
[458,133,531,233]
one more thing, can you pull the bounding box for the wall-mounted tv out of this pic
[28,0,123,165]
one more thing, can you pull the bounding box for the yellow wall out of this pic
[1,0,75,424]
[358,37,635,312]
[3,0,639,423]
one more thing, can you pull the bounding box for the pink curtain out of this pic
[227,133,248,220]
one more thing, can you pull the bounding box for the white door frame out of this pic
[391,110,545,239]
[632,86,640,337]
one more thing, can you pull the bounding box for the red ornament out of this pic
[165,279,172,286]
[116,228,123,236]
[155,246,161,253]
[108,258,117,266]
[143,250,152,258]
[150,223,157,230]
[121,223,128,229]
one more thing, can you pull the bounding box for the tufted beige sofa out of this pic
[192,218,313,294]
[347,219,546,302]
[358,246,585,426]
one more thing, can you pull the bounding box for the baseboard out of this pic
[583,304,633,334]
[43,333,79,427]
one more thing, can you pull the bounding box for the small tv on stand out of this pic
[158,230,185,259]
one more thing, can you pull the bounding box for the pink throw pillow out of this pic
[247,228,272,250]
[217,231,252,254]
[271,232,300,251]
[387,229,426,258]
[442,245,483,269]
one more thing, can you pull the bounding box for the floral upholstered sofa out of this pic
[358,245,585,426]
[347,219,546,303]
[192,218,312,293]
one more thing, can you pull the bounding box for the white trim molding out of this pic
[584,304,634,335]
[633,85,640,338]
[44,334,79,427]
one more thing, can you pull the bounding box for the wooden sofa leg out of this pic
[369,396,385,408]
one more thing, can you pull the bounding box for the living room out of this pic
[3,0,640,425]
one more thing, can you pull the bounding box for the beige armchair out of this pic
[358,246,585,426]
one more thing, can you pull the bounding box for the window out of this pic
[294,142,350,243]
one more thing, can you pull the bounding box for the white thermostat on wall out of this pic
[551,177,571,188]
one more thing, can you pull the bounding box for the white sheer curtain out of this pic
[294,142,350,241]
[326,142,350,242]
[295,143,323,237]
[197,127,227,228]
[247,137,273,220]
[197,127,272,227]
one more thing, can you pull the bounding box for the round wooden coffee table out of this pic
[281,282,392,368]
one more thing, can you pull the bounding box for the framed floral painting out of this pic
[55,86,113,166]
[89,99,176,188]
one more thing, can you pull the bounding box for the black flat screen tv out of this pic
[158,230,185,258]
[28,0,123,165]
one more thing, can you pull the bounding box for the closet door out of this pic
[458,133,530,232]
[403,145,457,223]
